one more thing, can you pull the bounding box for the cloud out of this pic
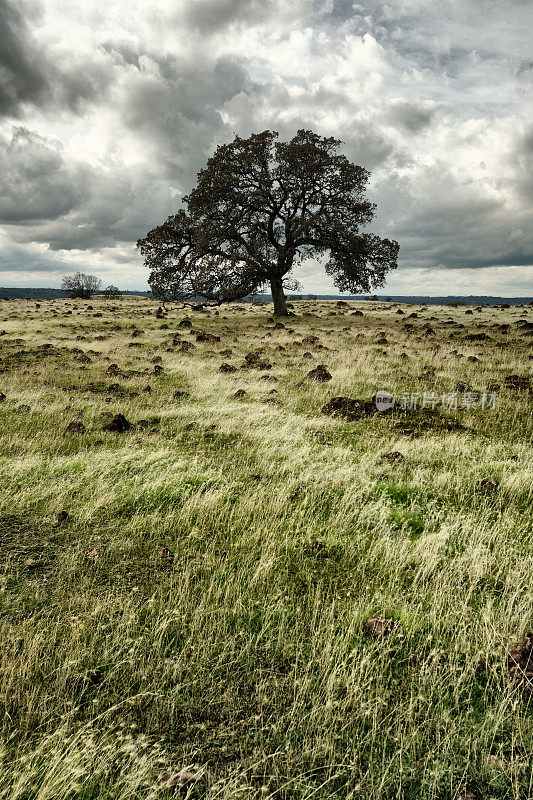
[0,0,531,294]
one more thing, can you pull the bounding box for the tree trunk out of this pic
[270,275,288,316]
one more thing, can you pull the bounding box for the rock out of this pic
[362,617,396,639]
[177,318,192,328]
[504,375,530,391]
[233,389,247,398]
[305,540,328,557]
[196,332,220,343]
[475,479,498,493]
[153,364,163,375]
[306,364,332,382]
[107,363,119,375]
[102,413,131,432]
[66,420,85,433]
[219,363,236,373]
[0,392,5,402]
[381,451,404,463]
[322,396,376,421]
[506,632,533,692]
[352,310,363,316]
[301,335,320,346]
[467,356,480,363]
[244,351,261,364]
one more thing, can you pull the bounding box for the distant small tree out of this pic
[61,272,101,299]
[103,285,121,299]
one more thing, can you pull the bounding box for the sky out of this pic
[1,0,532,295]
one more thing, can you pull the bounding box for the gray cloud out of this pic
[0,0,49,116]
[0,0,531,293]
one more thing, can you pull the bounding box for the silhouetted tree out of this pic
[103,285,121,299]
[61,272,101,299]
[137,130,399,315]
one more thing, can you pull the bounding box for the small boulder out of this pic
[66,420,85,433]
[306,364,332,382]
[322,396,376,421]
[102,413,131,433]
[362,617,396,640]
[506,632,533,692]
[381,451,404,463]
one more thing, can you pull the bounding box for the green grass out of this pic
[0,296,531,799]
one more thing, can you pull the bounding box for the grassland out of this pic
[0,295,531,800]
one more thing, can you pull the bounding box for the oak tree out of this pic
[137,130,399,315]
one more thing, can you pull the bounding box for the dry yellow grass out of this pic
[0,295,531,799]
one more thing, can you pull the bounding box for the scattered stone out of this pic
[102,413,131,432]
[107,364,119,375]
[233,389,246,398]
[219,363,237,373]
[24,558,38,568]
[301,335,320,346]
[322,396,376,421]
[306,364,332,382]
[504,375,530,391]
[177,318,192,328]
[159,547,174,562]
[476,479,498,493]
[85,548,99,561]
[352,310,363,316]
[66,420,85,433]
[196,332,220,343]
[259,374,278,381]
[153,364,163,375]
[304,540,328,557]
[362,617,396,640]
[244,351,261,364]
[467,355,480,363]
[506,632,533,692]
[381,451,404,463]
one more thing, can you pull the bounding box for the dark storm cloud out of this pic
[0,127,87,222]
[0,0,49,116]
[0,0,112,118]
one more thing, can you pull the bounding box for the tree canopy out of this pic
[61,272,102,299]
[137,130,399,315]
